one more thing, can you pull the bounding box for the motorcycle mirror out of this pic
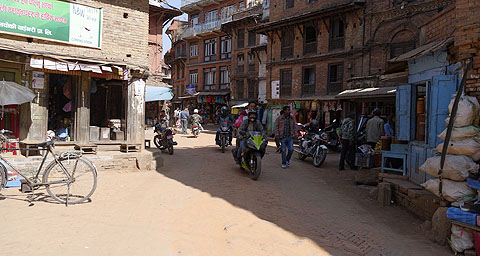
[333,119,337,123]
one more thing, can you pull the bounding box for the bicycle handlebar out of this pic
[0,129,12,134]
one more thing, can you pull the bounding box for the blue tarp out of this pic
[145,86,173,102]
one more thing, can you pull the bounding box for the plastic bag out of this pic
[438,126,480,141]
[435,137,480,161]
[422,179,475,202]
[446,95,480,127]
[419,155,479,181]
[451,225,474,253]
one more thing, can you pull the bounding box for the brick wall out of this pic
[420,5,456,44]
[268,0,353,23]
[186,0,245,24]
[0,0,150,70]
[454,0,480,98]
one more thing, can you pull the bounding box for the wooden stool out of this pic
[74,144,98,154]
[120,144,141,153]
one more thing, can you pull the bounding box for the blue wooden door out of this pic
[408,143,427,184]
[396,85,415,141]
[427,75,458,147]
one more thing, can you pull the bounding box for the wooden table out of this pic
[19,140,44,158]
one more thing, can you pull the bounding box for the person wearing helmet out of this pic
[235,110,264,163]
[190,109,203,132]
[216,105,234,145]
[365,108,384,148]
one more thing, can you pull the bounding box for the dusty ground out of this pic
[0,128,451,256]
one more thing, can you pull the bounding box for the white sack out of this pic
[422,179,475,202]
[446,95,480,127]
[435,137,480,161]
[438,126,480,141]
[419,155,479,181]
[451,225,474,253]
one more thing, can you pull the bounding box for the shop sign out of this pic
[0,0,103,48]
[32,71,44,89]
[185,84,196,95]
[271,80,280,99]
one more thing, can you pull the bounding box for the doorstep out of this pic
[380,177,445,221]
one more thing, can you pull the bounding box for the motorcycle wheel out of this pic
[221,138,226,153]
[313,147,328,167]
[193,130,197,138]
[153,135,162,150]
[249,154,262,180]
[168,145,174,155]
[297,146,307,160]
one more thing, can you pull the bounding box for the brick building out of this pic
[0,0,153,148]
[254,0,453,128]
[165,0,255,122]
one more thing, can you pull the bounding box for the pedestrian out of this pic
[272,110,284,153]
[384,114,395,137]
[274,106,296,169]
[180,108,190,134]
[365,108,385,148]
[174,108,181,126]
[339,112,357,170]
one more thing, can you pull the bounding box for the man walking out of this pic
[339,113,356,170]
[174,108,181,127]
[274,106,296,169]
[365,108,385,148]
[180,108,190,134]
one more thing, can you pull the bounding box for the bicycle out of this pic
[0,129,97,205]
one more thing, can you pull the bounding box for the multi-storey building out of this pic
[166,0,254,122]
[255,0,453,128]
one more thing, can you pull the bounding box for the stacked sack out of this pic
[420,94,480,254]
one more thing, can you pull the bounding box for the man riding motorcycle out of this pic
[235,110,264,164]
[216,106,234,146]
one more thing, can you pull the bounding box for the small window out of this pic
[190,43,198,57]
[247,52,255,73]
[247,79,256,99]
[280,69,292,97]
[327,63,344,94]
[281,30,294,59]
[302,66,315,96]
[204,68,216,91]
[285,0,294,9]
[239,2,245,11]
[220,66,230,90]
[237,29,245,49]
[220,36,232,59]
[181,44,186,57]
[190,70,198,85]
[307,0,317,3]
[304,26,317,55]
[248,30,256,46]
[237,54,244,73]
[236,79,244,99]
[204,38,217,62]
[205,10,218,23]
[221,5,236,19]
[329,19,345,51]
[176,65,180,80]
[190,14,199,26]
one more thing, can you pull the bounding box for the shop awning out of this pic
[289,95,337,101]
[231,102,248,108]
[145,86,173,102]
[335,87,397,99]
[389,37,453,62]
[198,91,230,96]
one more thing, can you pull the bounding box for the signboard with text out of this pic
[0,0,103,48]
[186,84,196,95]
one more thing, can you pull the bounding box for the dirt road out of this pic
[0,129,450,255]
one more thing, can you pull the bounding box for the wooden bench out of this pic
[74,144,98,154]
[145,139,151,148]
[120,144,141,153]
[19,140,44,158]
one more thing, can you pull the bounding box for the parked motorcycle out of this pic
[321,119,342,152]
[233,131,267,180]
[218,121,231,153]
[191,122,200,138]
[153,122,176,155]
[295,125,328,167]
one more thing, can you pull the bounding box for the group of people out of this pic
[338,108,395,170]
[172,108,204,134]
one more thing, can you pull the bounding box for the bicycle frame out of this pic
[0,145,72,187]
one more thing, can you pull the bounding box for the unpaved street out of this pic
[0,129,450,255]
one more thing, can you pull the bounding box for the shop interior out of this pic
[48,74,77,141]
[90,78,126,141]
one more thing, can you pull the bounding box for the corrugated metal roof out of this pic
[389,37,453,62]
[335,87,397,99]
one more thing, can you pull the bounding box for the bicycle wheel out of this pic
[43,157,97,204]
[0,162,6,192]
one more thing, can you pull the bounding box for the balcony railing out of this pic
[179,17,232,40]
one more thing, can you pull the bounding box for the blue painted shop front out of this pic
[395,42,461,184]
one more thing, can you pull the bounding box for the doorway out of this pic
[0,68,21,138]
[47,74,77,141]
